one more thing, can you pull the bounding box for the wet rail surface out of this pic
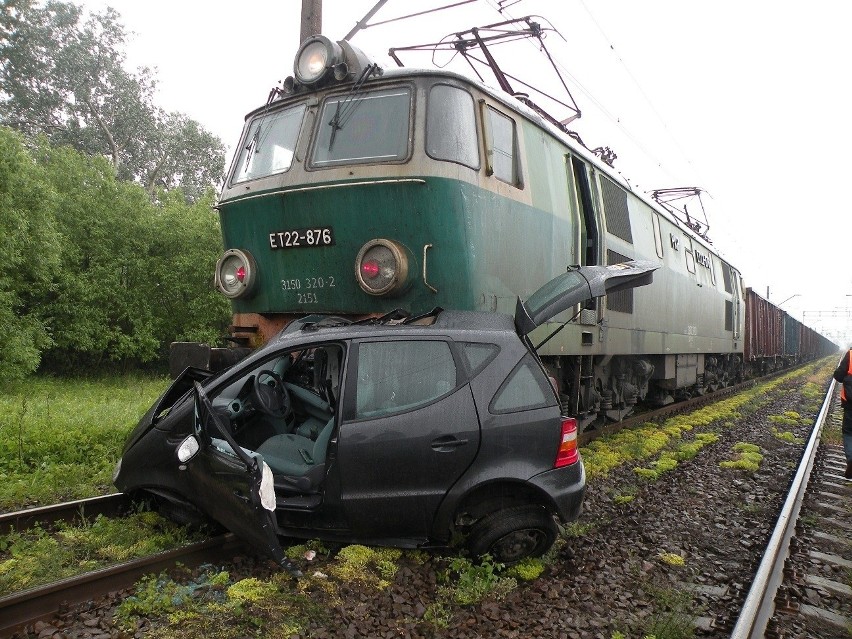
[732,380,851,638]
[0,493,134,533]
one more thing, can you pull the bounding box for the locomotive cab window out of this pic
[426,84,480,169]
[231,103,306,184]
[481,102,521,187]
[311,86,412,168]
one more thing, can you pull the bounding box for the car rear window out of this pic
[491,354,555,414]
[459,342,499,376]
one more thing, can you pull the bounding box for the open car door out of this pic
[183,382,300,575]
[515,260,658,335]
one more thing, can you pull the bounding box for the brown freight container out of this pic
[744,288,784,362]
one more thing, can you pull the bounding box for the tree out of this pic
[0,0,225,201]
[29,136,230,370]
[141,111,226,203]
[0,127,60,378]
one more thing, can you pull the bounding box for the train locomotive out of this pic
[181,29,835,432]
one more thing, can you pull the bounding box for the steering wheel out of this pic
[251,370,292,418]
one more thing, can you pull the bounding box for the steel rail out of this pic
[0,533,244,637]
[0,493,135,533]
[729,379,835,638]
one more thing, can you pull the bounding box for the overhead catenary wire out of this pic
[480,0,698,188]
[575,0,705,187]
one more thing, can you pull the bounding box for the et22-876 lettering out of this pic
[281,276,336,304]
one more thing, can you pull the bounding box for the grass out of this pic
[0,374,169,510]
[115,566,326,638]
[720,442,763,472]
[0,510,203,596]
[581,360,832,482]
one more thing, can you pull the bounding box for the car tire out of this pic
[466,504,558,565]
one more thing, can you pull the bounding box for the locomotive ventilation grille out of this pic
[606,250,634,314]
[601,176,633,244]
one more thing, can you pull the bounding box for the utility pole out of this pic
[301,0,322,43]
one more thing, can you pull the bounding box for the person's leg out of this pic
[843,409,852,478]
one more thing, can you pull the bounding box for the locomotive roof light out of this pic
[279,37,376,96]
[294,35,344,86]
[355,239,411,297]
[215,249,258,299]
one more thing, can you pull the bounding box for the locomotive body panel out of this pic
[200,42,830,427]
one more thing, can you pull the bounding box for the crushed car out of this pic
[114,261,657,572]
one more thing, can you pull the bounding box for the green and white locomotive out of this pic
[201,32,746,430]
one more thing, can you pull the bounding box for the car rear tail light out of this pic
[355,239,410,296]
[554,417,579,468]
[215,249,257,299]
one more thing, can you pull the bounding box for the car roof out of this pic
[273,309,517,345]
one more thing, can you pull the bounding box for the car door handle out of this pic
[431,436,468,451]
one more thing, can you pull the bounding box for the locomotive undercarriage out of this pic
[546,352,743,432]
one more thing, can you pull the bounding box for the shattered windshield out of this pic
[231,103,306,184]
[311,87,411,167]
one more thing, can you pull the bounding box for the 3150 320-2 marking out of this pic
[281,276,336,303]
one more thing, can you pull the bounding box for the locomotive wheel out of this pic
[466,505,558,565]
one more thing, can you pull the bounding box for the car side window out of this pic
[491,354,555,414]
[459,342,499,377]
[355,340,457,419]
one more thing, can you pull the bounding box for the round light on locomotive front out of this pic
[355,239,409,296]
[215,249,257,299]
[361,260,380,279]
[294,36,342,85]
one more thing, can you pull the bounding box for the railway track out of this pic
[0,494,247,637]
[732,379,851,638]
[0,493,134,533]
[2,364,846,637]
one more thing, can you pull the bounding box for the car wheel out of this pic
[466,505,558,565]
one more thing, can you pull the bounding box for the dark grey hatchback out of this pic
[114,262,656,571]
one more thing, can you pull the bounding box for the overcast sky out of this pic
[79,0,852,346]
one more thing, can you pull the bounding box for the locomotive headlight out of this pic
[215,249,258,299]
[294,36,343,85]
[355,239,411,296]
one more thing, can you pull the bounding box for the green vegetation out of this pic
[0,0,237,378]
[720,442,763,473]
[326,544,402,590]
[0,128,231,376]
[0,374,168,510]
[437,555,516,606]
[0,2,224,200]
[115,567,325,638]
[0,510,201,596]
[771,427,804,445]
[657,553,686,567]
[582,363,824,482]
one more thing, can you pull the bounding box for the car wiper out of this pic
[327,63,380,151]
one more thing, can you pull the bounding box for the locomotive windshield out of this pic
[311,86,411,167]
[232,103,306,184]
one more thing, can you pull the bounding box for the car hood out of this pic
[514,261,659,335]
